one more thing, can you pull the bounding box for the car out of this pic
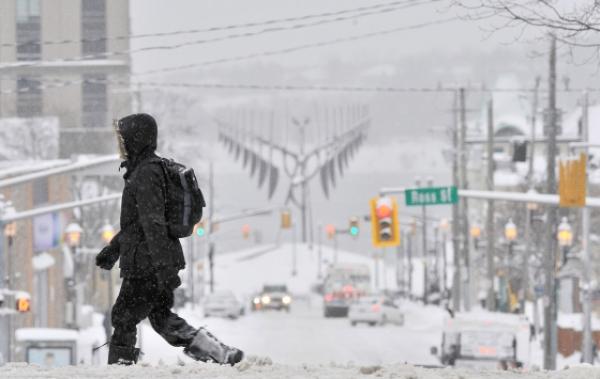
[202,291,244,319]
[323,263,371,317]
[348,295,404,327]
[251,284,292,312]
[430,311,530,369]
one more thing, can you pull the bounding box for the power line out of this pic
[137,16,461,76]
[3,76,599,96]
[0,0,435,49]
[0,0,437,71]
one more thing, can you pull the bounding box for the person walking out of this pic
[96,113,243,366]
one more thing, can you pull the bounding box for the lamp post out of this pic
[557,217,573,265]
[4,216,16,362]
[504,218,517,312]
[470,223,481,249]
[101,221,115,333]
[65,222,82,329]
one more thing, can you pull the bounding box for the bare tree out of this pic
[452,1,600,48]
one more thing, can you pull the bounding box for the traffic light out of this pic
[325,224,336,239]
[194,221,206,237]
[349,217,359,238]
[242,224,251,239]
[559,153,587,208]
[16,296,30,312]
[281,210,292,229]
[369,196,400,248]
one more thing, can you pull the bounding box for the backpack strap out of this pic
[140,157,170,211]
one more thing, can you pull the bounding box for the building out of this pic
[0,0,131,158]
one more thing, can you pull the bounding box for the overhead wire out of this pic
[1,0,431,49]
[137,16,461,76]
[0,0,439,70]
[2,77,599,96]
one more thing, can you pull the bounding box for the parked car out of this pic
[202,291,244,319]
[430,311,530,370]
[252,284,292,312]
[348,295,404,326]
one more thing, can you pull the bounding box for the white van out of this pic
[431,311,531,370]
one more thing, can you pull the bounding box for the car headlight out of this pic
[261,295,271,304]
[253,297,261,305]
[282,295,292,305]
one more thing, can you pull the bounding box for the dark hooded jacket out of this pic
[100,113,185,279]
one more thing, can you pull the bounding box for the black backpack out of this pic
[152,157,206,238]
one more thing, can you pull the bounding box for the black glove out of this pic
[96,245,119,270]
[154,268,182,292]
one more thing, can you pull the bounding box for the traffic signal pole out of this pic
[451,90,462,312]
[543,34,559,371]
[459,88,471,311]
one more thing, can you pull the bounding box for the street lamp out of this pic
[64,222,82,329]
[101,221,115,244]
[470,223,481,249]
[504,219,517,242]
[65,222,83,248]
[557,217,573,264]
[504,219,517,312]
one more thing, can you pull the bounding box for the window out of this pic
[15,0,41,61]
[16,76,42,117]
[81,0,106,56]
[82,74,107,128]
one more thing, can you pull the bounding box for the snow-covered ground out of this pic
[5,243,598,377]
[3,360,600,378]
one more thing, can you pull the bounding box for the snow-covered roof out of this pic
[562,104,600,143]
[15,328,78,342]
[557,312,600,331]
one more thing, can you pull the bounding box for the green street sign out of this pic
[405,186,458,206]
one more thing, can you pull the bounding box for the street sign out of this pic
[405,186,458,206]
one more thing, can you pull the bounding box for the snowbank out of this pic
[2,361,600,378]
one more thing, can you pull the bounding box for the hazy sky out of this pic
[129,0,531,76]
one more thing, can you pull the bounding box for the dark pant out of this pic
[111,275,196,348]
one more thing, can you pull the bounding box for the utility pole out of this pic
[486,98,496,311]
[451,90,462,311]
[581,90,593,364]
[528,77,541,183]
[543,34,559,371]
[459,87,471,311]
[523,77,540,314]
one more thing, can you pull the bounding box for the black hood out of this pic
[117,113,158,158]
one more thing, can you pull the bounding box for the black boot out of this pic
[108,343,140,365]
[183,328,243,366]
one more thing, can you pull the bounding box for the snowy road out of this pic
[140,298,444,366]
